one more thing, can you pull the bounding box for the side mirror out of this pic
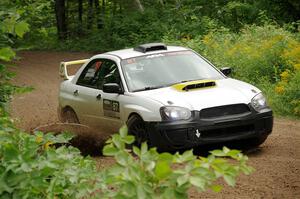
[103,83,123,94]
[220,67,232,76]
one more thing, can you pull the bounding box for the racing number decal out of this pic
[103,99,120,119]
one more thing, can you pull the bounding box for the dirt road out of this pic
[9,51,300,198]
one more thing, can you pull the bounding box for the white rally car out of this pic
[58,43,273,151]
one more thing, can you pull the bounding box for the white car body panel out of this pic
[133,78,259,111]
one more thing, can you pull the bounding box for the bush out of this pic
[0,125,99,198]
[271,71,300,117]
[0,124,254,198]
[101,126,253,198]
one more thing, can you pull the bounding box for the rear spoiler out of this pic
[59,59,89,80]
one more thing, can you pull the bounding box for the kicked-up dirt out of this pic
[9,51,300,198]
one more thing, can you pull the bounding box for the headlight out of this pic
[160,106,192,121]
[251,93,268,112]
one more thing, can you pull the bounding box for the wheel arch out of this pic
[123,103,162,122]
[62,105,76,113]
[127,112,144,122]
[58,105,79,122]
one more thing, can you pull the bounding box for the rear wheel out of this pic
[127,115,149,147]
[61,108,79,123]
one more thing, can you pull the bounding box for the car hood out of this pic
[132,78,260,110]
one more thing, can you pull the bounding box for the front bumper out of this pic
[146,107,273,151]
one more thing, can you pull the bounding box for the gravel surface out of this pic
[9,51,300,198]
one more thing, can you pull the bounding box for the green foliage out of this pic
[200,24,300,117]
[12,0,57,49]
[101,126,253,198]
[18,0,300,52]
[14,21,30,38]
[267,71,300,117]
[0,48,15,61]
[0,123,253,198]
[0,4,30,110]
[0,6,102,198]
[0,4,30,47]
[0,126,99,198]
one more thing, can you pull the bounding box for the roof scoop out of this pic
[134,43,167,53]
[172,80,216,91]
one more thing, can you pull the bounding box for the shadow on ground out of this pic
[33,123,110,156]
[192,140,265,157]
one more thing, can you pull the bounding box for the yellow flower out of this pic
[35,136,43,143]
[275,85,285,94]
[280,70,290,82]
[282,44,300,68]
[287,40,298,49]
[44,141,53,150]
[202,34,211,45]
[261,35,283,51]
[294,63,300,71]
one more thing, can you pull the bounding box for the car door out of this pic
[71,58,124,133]
[94,59,124,134]
[72,59,104,127]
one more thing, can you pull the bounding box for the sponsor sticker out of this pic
[103,99,120,119]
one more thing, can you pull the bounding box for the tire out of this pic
[127,115,149,147]
[61,108,79,124]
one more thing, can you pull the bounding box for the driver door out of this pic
[94,59,124,134]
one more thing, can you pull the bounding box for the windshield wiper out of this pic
[133,85,166,92]
[168,78,204,86]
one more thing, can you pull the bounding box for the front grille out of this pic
[200,104,250,119]
[200,124,254,138]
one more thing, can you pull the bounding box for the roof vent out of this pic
[183,81,216,91]
[172,80,216,92]
[134,43,167,53]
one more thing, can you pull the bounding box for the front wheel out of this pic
[127,115,149,147]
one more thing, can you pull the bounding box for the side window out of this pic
[77,59,121,90]
[77,59,103,88]
[97,60,121,90]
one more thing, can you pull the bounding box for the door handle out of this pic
[96,94,101,100]
[73,90,79,96]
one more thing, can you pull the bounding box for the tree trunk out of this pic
[55,0,67,40]
[119,2,123,13]
[134,0,144,12]
[94,0,102,29]
[112,0,116,16]
[87,0,94,30]
[78,0,83,35]
[100,0,105,29]
[78,0,83,23]
[158,0,164,6]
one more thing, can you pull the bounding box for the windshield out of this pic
[121,50,224,92]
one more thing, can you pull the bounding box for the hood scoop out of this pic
[172,80,216,92]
